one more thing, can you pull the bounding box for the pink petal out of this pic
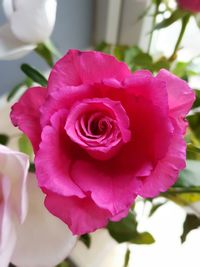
[35,110,85,198]
[44,192,111,235]
[0,145,29,223]
[71,160,137,216]
[48,50,131,92]
[11,174,77,267]
[136,131,186,198]
[40,84,92,127]
[65,97,131,160]
[157,69,195,133]
[11,87,47,152]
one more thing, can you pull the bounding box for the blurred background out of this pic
[0,0,151,95]
[1,0,200,95]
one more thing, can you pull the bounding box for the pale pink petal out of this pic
[45,192,111,235]
[0,175,17,267]
[48,50,131,92]
[0,145,29,223]
[11,87,47,152]
[11,174,77,267]
[157,69,195,133]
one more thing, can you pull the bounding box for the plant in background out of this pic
[0,0,57,61]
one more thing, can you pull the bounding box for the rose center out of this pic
[65,98,131,160]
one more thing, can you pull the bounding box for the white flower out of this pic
[0,99,77,267]
[0,0,57,60]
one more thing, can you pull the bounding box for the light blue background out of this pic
[0,0,94,95]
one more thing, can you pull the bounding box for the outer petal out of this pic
[177,0,200,12]
[45,193,111,235]
[10,0,57,43]
[136,130,186,198]
[11,87,47,152]
[11,174,77,267]
[0,145,29,223]
[0,24,35,60]
[48,50,131,92]
[35,110,85,198]
[157,69,195,133]
[71,160,137,217]
[0,176,17,267]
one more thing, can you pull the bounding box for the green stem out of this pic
[169,14,190,61]
[147,1,160,53]
[162,187,200,195]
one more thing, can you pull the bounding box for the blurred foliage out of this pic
[107,212,155,245]
[18,134,33,158]
[21,64,48,87]
[0,134,9,145]
[181,214,200,243]
[79,234,91,248]
[96,42,170,72]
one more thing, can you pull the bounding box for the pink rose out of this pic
[177,0,200,13]
[11,50,195,235]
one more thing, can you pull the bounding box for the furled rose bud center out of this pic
[65,97,131,160]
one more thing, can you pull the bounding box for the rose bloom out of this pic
[11,50,195,235]
[177,0,200,13]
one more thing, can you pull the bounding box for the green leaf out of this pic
[187,143,200,155]
[7,78,33,102]
[114,45,128,61]
[152,58,170,71]
[181,214,200,243]
[18,134,33,158]
[7,82,24,102]
[130,232,155,244]
[107,213,137,243]
[79,234,91,248]
[192,90,200,109]
[35,43,54,67]
[21,64,47,87]
[154,9,189,30]
[29,163,35,173]
[0,134,9,145]
[133,53,153,69]
[107,212,155,244]
[149,202,167,217]
[95,42,112,54]
[57,261,70,267]
[124,46,142,66]
[123,248,131,267]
